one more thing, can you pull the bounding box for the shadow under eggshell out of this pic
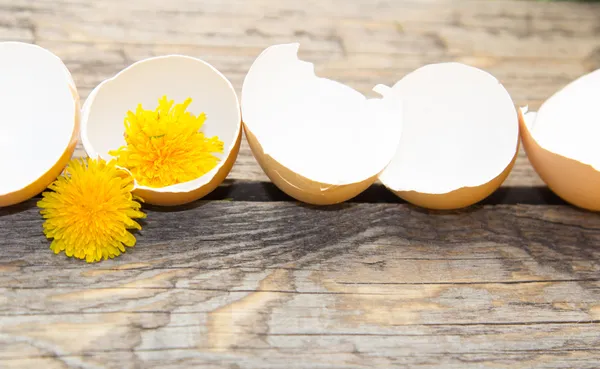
[244,124,377,205]
[518,108,600,212]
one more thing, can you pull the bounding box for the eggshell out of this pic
[520,104,600,211]
[0,42,80,207]
[377,63,520,210]
[81,55,242,206]
[518,68,600,211]
[241,43,404,205]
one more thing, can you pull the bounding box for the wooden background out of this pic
[2,0,600,368]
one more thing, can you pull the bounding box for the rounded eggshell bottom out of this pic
[518,109,600,212]
[133,128,242,206]
[388,145,519,211]
[244,124,377,205]
[0,84,80,208]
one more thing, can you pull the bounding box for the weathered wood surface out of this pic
[1,201,600,368]
[3,0,600,368]
[3,0,600,186]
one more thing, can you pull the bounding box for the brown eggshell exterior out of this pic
[389,147,518,210]
[133,127,242,206]
[0,84,81,208]
[244,124,377,205]
[518,108,600,211]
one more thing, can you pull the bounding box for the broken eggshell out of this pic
[377,63,520,210]
[241,43,404,205]
[0,42,80,207]
[519,68,600,211]
[81,55,242,206]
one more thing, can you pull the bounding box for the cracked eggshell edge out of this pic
[519,106,600,211]
[387,147,518,210]
[243,125,377,205]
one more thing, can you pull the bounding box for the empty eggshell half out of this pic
[241,43,404,205]
[0,42,80,207]
[378,63,519,210]
[81,55,241,206]
[519,68,600,211]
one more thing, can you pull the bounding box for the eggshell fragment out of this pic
[519,68,600,211]
[377,63,520,210]
[81,55,242,206]
[0,42,80,207]
[241,43,404,205]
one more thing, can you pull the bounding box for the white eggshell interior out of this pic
[528,68,600,171]
[81,55,241,192]
[378,62,519,194]
[241,43,404,185]
[0,42,76,196]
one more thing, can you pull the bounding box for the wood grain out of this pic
[3,1,600,368]
[3,0,599,186]
[1,200,600,368]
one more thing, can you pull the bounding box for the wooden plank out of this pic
[1,319,600,368]
[3,0,600,186]
[1,201,600,367]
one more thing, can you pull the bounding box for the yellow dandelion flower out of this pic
[109,95,224,188]
[37,157,146,263]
